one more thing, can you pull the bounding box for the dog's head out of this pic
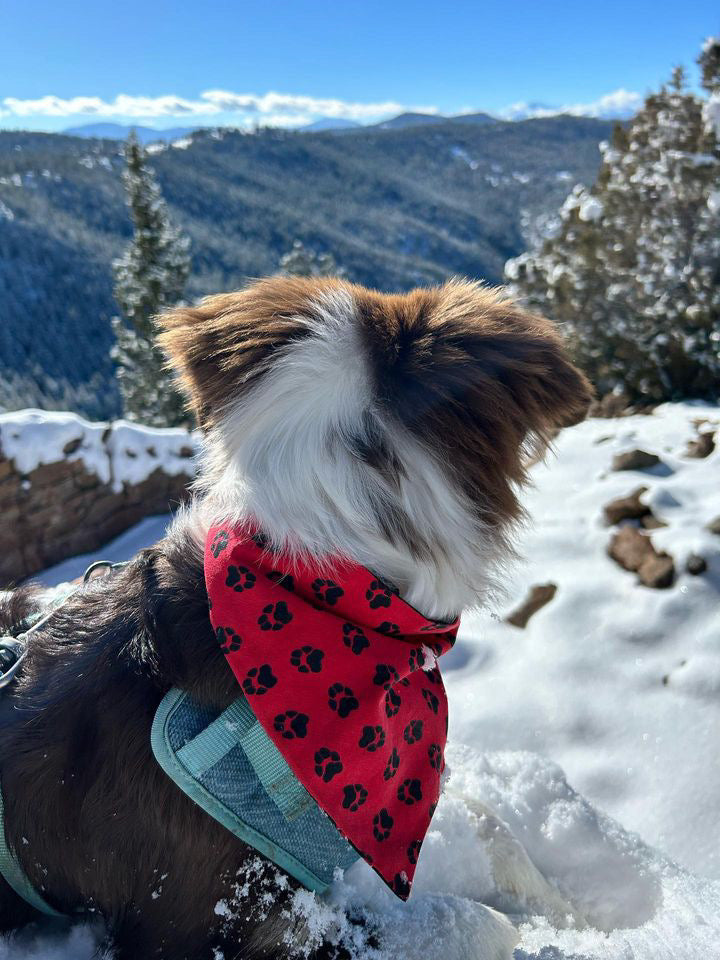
[158,277,592,617]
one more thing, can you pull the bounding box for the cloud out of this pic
[0,90,439,124]
[499,89,643,121]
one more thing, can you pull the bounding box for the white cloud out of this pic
[0,90,439,124]
[499,89,643,121]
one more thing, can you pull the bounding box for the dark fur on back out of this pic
[0,524,349,959]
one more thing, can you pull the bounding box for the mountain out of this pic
[447,111,497,125]
[298,118,361,132]
[64,123,202,144]
[0,115,613,419]
[372,112,447,129]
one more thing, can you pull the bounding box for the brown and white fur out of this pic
[0,277,592,959]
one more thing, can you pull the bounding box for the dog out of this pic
[0,276,592,959]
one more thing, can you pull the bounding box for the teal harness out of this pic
[0,564,357,919]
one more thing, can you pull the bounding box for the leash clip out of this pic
[0,636,27,690]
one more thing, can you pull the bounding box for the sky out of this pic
[1,0,718,132]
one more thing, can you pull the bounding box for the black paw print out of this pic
[358,725,385,752]
[216,626,242,654]
[372,808,394,841]
[290,646,324,673]
[242,664,278,695]
[385,688,401,717]
[425,667,442,685]
[408,647,426,672]
[314,748,343,783]
[375,621,400,637]
[404,719,424,744]
[311,578,344,606]
[342,623,369,655]
[422,689,440,714]
[342,783,368,812]
[365,579,394,609]
[391,873,410,898]
[383,747,400,781]
[225,565,256,592]
[398,778,423,805]
[210,530,229,557]
[273,711,309,739]
[258,601,293,631]
[267,570,295,592]
[373,664,399,690]
[428,743,443,771]
[407,840,422,865]
[328,683,359,718]
[251,531,274,551]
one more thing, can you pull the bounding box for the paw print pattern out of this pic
[398,778,423,805]
[391,873,410,898]
[257,601,293,631]
[273,711,309,739]
[242,664,278,695]
[385,688,402,717]
[373,808,394,841]
[328,683,359,718]
[314,748,343,783]
[365,579,394,609]
[342,623,369,655]
[383,748,400,781]
[404,719,424,744]
[425,667,442,685]
[266,570,295,592]
[428,743,443,772]
[311,578,344,606]
[407,840,422,865]
[375,621,400,637]
[251,531,274,551]
[210,530,229,557]
[225,565,256,592]
[408,647,425,672]
[373,664,399,690]
[290,646,324,673]
[342,783,369,812]
[358,725,386,752]
[422,689,440,714]
[216,626,242,654]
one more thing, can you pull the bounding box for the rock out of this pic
[603,487,651,525]
[638,553,675,589]
[686,554,707,576]
[707,516,720,536]
[608,527,675,589]
[611,449,661,472]
[685,431,715,459]
[506,583,557,629]
[608,526,653,572]
[640,514,667,530]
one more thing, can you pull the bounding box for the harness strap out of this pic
[0,783,65,918]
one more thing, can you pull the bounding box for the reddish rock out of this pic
[506,583,558,629]
[608,527,675,589]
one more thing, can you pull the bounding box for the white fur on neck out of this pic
[190,289,504,620]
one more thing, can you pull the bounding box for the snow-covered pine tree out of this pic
[278,239,344,278]
[506,42,720,402]
[112,133,191,426]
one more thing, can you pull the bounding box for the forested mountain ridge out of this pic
[0,115,613,418]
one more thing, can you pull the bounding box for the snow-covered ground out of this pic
[4,402,719,960]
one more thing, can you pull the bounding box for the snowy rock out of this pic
[707,516,720,535]
[602,486,651,525]
[611,449,661,471]
[685,553,707,575]
[607,526,674,588]
[684,430,715,459]
[505,583,557,628]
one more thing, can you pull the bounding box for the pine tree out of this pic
[278,239,344,278]
[112,133,191,426]
[506,41,720,402]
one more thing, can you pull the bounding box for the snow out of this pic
[4,402,720,959]
[0,409,198,493]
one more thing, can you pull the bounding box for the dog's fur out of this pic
[0,277,592,958]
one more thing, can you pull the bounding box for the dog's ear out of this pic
[359,280,593,441]
[156,278,338,427]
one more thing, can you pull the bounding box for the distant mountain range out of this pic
[1,114,613,418]
[64,122,202,144]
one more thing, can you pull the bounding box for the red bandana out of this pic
[204,524,459,900]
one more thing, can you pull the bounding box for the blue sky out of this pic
[1,0,718,131]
